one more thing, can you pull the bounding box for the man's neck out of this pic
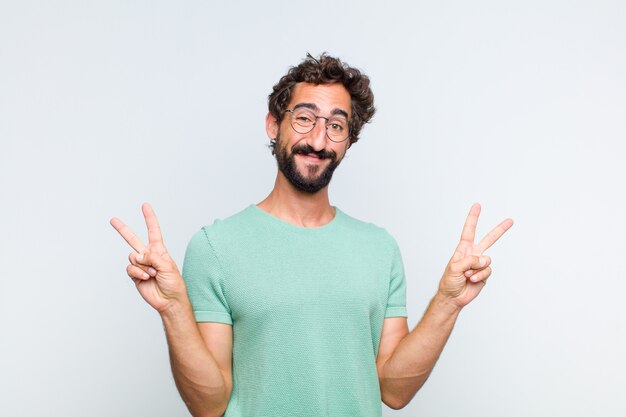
[257,173,336,228]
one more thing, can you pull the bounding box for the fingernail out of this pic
[136,253,143,262]
[480,257,486,266]
[148,267,157,276]
[142,272,150,279]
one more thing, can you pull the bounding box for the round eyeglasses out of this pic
[285,108,351,143]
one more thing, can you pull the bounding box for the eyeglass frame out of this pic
[284,107,352,143]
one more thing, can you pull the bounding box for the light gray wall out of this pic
[1,1,625,416]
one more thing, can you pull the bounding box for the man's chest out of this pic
[220,237,392,323]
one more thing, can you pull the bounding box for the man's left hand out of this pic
[438,203,513,308]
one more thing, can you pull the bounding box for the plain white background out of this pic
[1,1,625,416]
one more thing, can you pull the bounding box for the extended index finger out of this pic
[459,203,481,244]
[476,218,514,253]
[110,217,146,253]
[142,203,164,245]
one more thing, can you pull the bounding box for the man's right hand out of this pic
[110,203,187,313]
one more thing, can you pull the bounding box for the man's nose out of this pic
[306,119,329,151]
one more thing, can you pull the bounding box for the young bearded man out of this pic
[111,54,513,417]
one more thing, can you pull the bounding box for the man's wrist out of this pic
[159,295,194,323]
[432,291,464,317]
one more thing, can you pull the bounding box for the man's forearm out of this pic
[161,300,230,417]
[379,293,461,409]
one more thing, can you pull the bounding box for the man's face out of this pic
[268,83,352,194]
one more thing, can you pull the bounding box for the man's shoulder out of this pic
[185,205,260,255]
[196,205,259,238]
[202,205,254,226]
[335,208,397,244]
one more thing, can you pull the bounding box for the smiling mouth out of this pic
[297,152,324,161]
[292,145,335,161]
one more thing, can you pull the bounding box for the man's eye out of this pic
[297,116,313,123]
[329,123,345,132]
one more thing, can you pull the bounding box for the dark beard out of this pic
[274,136,341,194]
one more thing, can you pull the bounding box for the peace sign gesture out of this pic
[110,203,187,313]
[438,203,514,308]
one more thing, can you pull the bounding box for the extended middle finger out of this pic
[476,218,514,253]
[111,217,147,253]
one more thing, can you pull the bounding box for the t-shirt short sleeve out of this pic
[385,237,408,318]
[182,228,233,325]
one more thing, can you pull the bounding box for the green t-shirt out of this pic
[182,205,407,417]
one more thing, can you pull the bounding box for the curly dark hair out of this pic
[268,53,376,147]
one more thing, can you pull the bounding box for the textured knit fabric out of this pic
[182,205,407,417]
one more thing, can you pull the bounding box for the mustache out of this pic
[291,144,337,160]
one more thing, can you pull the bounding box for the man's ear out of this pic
[266,112,279,140]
